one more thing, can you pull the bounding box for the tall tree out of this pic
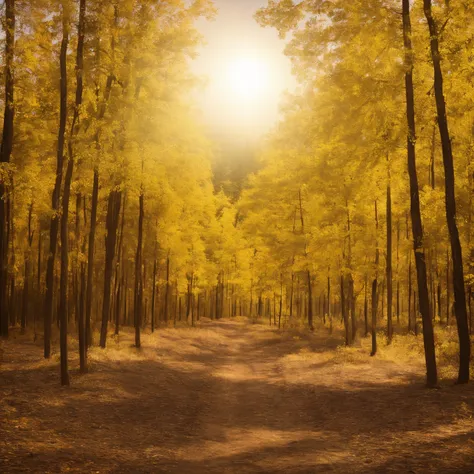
[58,3,71,386]
[386,158,393,343]
[99,189,121,348]
[423,0,470,384]
[134,192,144,348]
[0,0,15,338]
[70,0,87,374]
[44,2,69,359]
[402,0,437,387]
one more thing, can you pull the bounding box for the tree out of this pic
[0,0,15,338]
[423,0,470,384]
[402,0,437,387]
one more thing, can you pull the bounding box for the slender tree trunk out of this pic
[151,255,157,333]
[364,274,368,336]
[7,196,15,327]
[371,279,378,356]
[85,169,98,347]
[381,278,385,320]
[387,165,393,343]
[59,156,71,385]
[220,275,225,319]
[58,7,71,386]
[69,0,87,375]
[278,276,283,329]
[321,294,325,323]
[21,258,29,333]
[114,193,126,335]
[174,281,179,324]
[307,270,314,330]
[43,10,68,357]
[446,249,450,326]
[341,274,349,346]
[437,280,442,322]
[408,256,412,332]
[289,273,294,322]
[190,275,194,325]
[73,195,81,326]
[197,292,201,321]
[328,272,332,333]
[430,124,436,189]
[0,0,15,339]
[423,0,470,383]
[215,275,220,320]
[164,253,170,323]
[371,200,379,356]
[134,193,143,348]
[114,272,121,334]
[414,290,419,336]
[469,290,472,335]
[100,190,122,348]
[403,0,437,386]
[186,274,193,322]
[396,220,400,325]
[21,205,34,334]
[349,276,356,342]
[35,229,42,341]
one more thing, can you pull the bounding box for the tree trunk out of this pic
[423,0,470,383]
[0,0,15,339]
[349,275,356,342]
[446,249,450,326]
[70,0,87,375]
[186,273,193,323]
[164,253,170,323]
[114,193,126,335]
[396,220,400,325]
[58,8,71,386]
[387,168,393,343]
[35,229,42,341]
[371,279,378,356]
[307,270,314,330]
[364,274,368,336]
[191,275,195,326]
[289,273,294,322]
[408,256,412,332]
[43,10,68,357]
[403,0,438,387]
[100,190,122,348]
[197,292,201,321]
[21,204,34,334]
[328,273,332,333]
[151,255,157,333]
[371,200,379,356]
[215,275,220,319]
[85,169,98,347]
[341,274,350,346]
[134,193,143,348]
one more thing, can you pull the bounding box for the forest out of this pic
[1,0,474,472]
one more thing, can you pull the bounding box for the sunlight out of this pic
[226,57,269,102]
[197,49,286,135]
[191,4,295,136]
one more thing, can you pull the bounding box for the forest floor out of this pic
[1,318,474,474]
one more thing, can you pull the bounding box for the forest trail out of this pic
[1,319,474,474]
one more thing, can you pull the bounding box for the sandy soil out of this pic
[1,318,474,473]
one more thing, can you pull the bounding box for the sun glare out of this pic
[226,57,269,101]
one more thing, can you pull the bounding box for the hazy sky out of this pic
[191,0,296,139]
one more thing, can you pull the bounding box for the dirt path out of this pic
[1,319,474,473]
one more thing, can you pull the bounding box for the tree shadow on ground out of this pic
[1,319,474,473]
